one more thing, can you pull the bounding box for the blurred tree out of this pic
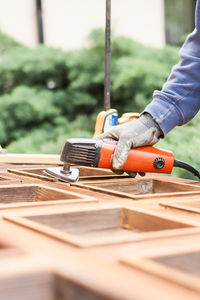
[0,30,21,56]
[165,0,196,45]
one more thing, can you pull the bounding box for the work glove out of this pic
[97,113,162,176]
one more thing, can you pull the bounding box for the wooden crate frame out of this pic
[121,248,200,293]
[0,184,96,210]
[0,235,25,260]
[8,166,128,182]
[0,263,131,300]
[71,177,200,200]
[4,206,199,248]
[0,174,21,185]
[160,199,200,214]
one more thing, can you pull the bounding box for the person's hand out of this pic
[97,113,162,172]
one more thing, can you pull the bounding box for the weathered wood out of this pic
[0,174,21,185]
[77,178,200,193]
[8,168,57,182]
[0,269,54,300]
[0,164,200,298]
[8,166,127,182]
[1,213,200,300]
[72,178,200,200]
[0,184,96,209]
[160,199,200,214]
[0,154,61,165]
[122,251,200,293]
[4,206,197,247]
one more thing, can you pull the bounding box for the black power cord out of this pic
[174,159,200,179]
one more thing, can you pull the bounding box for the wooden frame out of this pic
[8,168,57,182]
[0,174,21,185]
[0,236,25,260]
[0,265,132,300]
[160,199,200,214]
[1,159,200,299]
[0,184,96,210]
[72,178,200,200]
[8,166,128,182]
[0,260,55,300]
[121,249,200,293]
[4,206,199,248]
[0,153,61,164]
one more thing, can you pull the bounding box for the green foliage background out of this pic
[0,30,199,179]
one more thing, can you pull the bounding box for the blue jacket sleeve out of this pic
[144,0,200,136]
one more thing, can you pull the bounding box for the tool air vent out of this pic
[60,138,101,167]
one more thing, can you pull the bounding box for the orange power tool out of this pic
[45,138,200,182]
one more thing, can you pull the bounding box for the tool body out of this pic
[45,138,200,182]
[61,138,174,174]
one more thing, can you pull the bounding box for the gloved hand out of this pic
[97,113,163,172]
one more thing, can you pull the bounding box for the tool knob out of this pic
[153,157,165,169]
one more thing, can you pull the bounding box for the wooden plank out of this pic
[7,168,57,182]
[160,199,200,214]
[0,174,21,185]
[0,154,61,165]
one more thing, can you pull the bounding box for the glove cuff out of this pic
[139,113,163,138]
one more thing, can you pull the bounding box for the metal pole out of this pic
[104,0,111,111]
[36,0,44,43]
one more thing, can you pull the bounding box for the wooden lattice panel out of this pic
[0,184,95,209]
[72,178,200,200]
[4,206,196,247]
[8,166,123,182]
[121,250,200,293]
[0,163,200,299]
[160,199,200,214]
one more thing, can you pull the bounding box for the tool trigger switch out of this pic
[153,157,165,169]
